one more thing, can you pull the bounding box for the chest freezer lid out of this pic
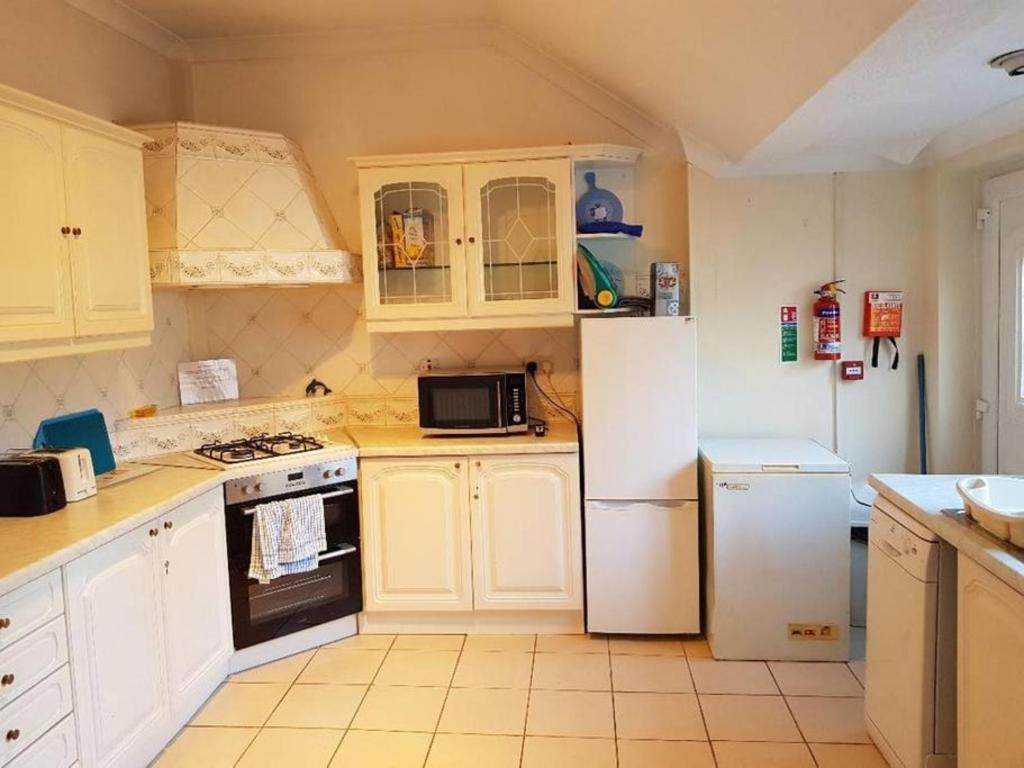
[698,437,849,474]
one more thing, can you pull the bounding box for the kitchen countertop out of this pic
[0,464,223,597]
[344,422,579,457]
[870,473,1024,596]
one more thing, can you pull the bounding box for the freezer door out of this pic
[584,500,700,634]
[581,317,697,500]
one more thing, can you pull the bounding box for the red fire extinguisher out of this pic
[813,280,845,360]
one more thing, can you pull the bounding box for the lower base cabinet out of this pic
[958,555,1024,768]
[65,488,231,767]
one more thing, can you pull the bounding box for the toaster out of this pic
[0,456,67,517]
[31,447,97,502]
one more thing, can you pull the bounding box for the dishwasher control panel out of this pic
[870,501,939,582]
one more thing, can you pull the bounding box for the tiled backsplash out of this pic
[0,283,579,458]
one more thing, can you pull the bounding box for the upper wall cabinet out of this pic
[0,84,153,363]
[353,145,640,333]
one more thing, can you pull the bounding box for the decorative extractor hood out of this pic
[133,121,360,286]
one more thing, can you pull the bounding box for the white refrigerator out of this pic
[580,316,700,634]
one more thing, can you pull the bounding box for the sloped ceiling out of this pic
[93,0,1024,173]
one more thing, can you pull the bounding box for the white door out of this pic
[958,555,1024,768]
[65,524,169,768]
[61,125,152,337]
[997,192,1024,473]
[470,454,582,610]
[360,458,473,611]
[159,489,232,725]
[581,316,698,500]
[463,159,575,318]
[358,165,467,322]
[0,103,75,343]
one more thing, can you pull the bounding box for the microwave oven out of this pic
[418,371,529,434]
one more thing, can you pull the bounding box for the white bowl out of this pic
[956,476,1024,547]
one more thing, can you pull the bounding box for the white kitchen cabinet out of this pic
[957,554,1024,768]
[353,145,637,332]
[160,491,232,725]
[65,488,230,767]
[0,83,152,362]
[360,458,473,611]
[64,524,169,768]
[470,455,582,610]
[61,125,152,337]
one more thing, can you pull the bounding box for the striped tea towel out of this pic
[249,494,327,584]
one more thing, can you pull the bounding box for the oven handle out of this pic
[318,543,358,562]
[241,486,355,516]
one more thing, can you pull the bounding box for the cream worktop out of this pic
[870,473,1024,596]
[343,423,579,457]
[0,464,223,596]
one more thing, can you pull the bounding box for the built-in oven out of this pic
[223,456,362,650]
[418,371,529,435]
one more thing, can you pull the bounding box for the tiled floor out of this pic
[154,632,886,767]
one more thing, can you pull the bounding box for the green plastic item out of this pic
[576,244,619,308]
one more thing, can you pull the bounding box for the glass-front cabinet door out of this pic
[358,165,467,321]
[463,159,574,318]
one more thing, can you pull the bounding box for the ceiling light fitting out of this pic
[990,50,1024,77]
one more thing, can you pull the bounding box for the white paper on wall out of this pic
[178,359,240,405]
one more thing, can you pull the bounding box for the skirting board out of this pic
[358,610,584,635]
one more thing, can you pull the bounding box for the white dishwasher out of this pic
[865,497,957,768]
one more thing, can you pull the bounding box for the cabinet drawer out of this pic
[0,617,68,710]
[0,666,73,764]
[7,713,77,768]
[0,573,64,652]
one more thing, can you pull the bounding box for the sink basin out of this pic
[956,476,1024,546]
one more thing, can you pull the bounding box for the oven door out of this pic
[418,374,505,433]
[225,482,362,650]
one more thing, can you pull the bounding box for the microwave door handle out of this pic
[496,378,503,426]
[241,486,355,516]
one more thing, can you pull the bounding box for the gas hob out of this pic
[195,432,325,464]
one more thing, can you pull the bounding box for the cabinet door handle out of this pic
[454,462,460,469]
[5,729,19,742]
[60,226,71,236]
[149,528,159,537]
[0,673,14,686]
[0,618,10,630]
[468,236,476,244]
[473,493,479,500]
[163,521,173,530]
[455,237,463,245]
[71,227,82,237]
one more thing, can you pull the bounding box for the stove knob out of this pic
[254,483,264,493]
[242,485,254,495]
[323,470,332,480]
[334,468,345,477]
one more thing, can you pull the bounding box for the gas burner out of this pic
[195,432,325,464]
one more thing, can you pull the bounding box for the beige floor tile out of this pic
[699,694,802,742]
[768,662,864,697]
[391,634,466,650]
[531,652,610,690]
[452,650,533,688]
[682,637,713,659]
[236,728,343,768]
[230,651,314,684]
[350,685,448,732]
[438,687,529,735]
[713,741,816,767]
[611,654,693,692]
[521,736,617,768]
[609,635,686,655]
[689,659,779,694]
[329,730,432,768]
[810,742,889,767]
[297,648,387,684]
[618,740,716,768]
[324,633,395,650]
[153,726,257,767]
[190,683,288,727]
[426,734,523,768]
[848,660,866,687]
[614,692,707,740]
[787,696,871,743]
[374,649,460,686]
[525,689,615,737]
[462,634,535,652]
[535,634,608,654]
[265,683,366,728]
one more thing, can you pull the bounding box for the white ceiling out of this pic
[100,0,1024,174]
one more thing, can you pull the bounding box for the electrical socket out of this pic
[540,360,554,375]
[418,358,435,373]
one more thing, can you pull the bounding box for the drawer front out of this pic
[7,713,77,768]
[0,573,64,652]
[0,666,73,764]
[0,617,68,710]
